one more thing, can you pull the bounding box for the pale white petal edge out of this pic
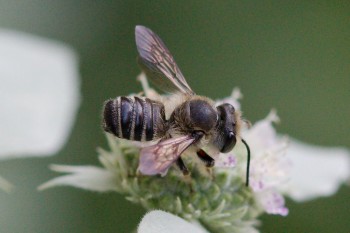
[281,138,350,202]
[0,29,80,159]
[38,165,118,192]
[138,210,209,233]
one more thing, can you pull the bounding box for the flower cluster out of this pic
[39,75,350,233]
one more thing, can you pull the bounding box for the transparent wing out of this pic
[138,135,196,176]
[135,25,195,95]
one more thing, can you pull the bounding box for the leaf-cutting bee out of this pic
[103,25,251,186]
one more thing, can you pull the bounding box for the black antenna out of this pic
[241,139,250,187]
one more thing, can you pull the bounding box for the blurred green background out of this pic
[0,1,349,232]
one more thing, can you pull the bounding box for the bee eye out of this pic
[220,131,237,153]
[216,103,237,153]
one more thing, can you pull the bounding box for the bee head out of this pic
[215,103,242,153]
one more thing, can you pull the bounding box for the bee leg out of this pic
[176,157,190,176]
[176,157,193,192]
[196,149,215,168]
[197,149,215,180]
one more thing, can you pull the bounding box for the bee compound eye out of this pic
[220,131,237,153]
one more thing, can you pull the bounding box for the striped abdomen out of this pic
[103,96,167,141]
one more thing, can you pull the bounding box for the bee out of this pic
[103,25,251,186]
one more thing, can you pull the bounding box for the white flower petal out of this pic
[243,110,281,153]
[281,139,350,202]
[138,210,209,233]
[243,111,289,190]
[240,111,290,216]
[258,190,289,216]
[0,29,80,159]
[38,165,118,192]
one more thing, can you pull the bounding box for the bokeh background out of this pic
[0,1,349,232]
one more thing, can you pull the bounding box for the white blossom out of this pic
[41,80,350,233]
[138,210,209,233]
[38,165,118,192]
[281,139,350,202]
[0,29,80,190]
[241,110,290,216]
